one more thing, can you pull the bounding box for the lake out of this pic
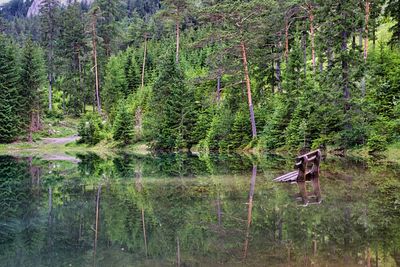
[0,152,399,266]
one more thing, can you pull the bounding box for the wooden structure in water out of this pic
[274,150,322,205]
[273,150,322,183]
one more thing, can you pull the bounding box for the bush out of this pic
[367,133,387,153]
[78,113,104,145]
[113,102,134,146]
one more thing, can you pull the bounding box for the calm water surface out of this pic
[0,153,399,266]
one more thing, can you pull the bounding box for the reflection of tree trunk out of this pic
[135,166,148,257]
[243,165,257,260]
[47,186,53,250]
[217,193,222,226]
[94,185,101,260]
[142,208,148,257]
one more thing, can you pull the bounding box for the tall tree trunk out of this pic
[364,0,370,61]
[92,10,101,114]
[216,70,222,102]
[141,33,147,88]
[276,57,282,93]
[285,18,289,62]
[240,41,257,138]
[301,31,307,77]
[48,74,53,112]
[175,17,180,64]
[327,46,333,69]
[372,18,376,51]
[308,5,316,73]
[78,49,84,114]
[342,30,350,109]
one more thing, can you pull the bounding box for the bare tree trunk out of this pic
[285,18,289,62]
[240,41,257,138]
[176,19,180,64]
[342,30,350,109]
[28,112,34,143]
[48,74,53,112]
[141,33,147,88]
[308,5,316,73]
[276,57,282,93]
[216,71,222,102]
[91,10,101,114]
[372,19,376,51]
[78,50,84,113]
[301,31,307,77]
[176,237,181,267]
[364,0,370,61]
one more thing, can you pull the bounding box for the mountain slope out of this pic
[27,0,93,17]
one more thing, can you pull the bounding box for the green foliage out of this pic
[112,101,134,146]
[199,106,233,152]
[103,53,128,121]
[77,113,104,145]
[144,54,197,151]
[19,39,46,135]
[0,35,21,143]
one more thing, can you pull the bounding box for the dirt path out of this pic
[42,135,80,145]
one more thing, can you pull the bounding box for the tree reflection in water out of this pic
[0,154,398,266]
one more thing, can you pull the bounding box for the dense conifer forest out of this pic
[0,0,399,153]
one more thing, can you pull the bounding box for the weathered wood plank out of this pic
[273,171,298,182]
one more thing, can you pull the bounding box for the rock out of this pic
[27,0,94,17]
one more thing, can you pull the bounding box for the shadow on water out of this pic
[0,153,399,266]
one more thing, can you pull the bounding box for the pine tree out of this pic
[59,2,86,115]
[39,0,59,112]
[159,0,191,63]
[386,0,400,47]
[19,39,46,142]
[113,101,134,146]
[145,54,196,150]
[0,35,21,143]
[124,48,141,95]
[103,54,128,121]
[95,0,124,57]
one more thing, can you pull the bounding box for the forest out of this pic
[0,0,399,154]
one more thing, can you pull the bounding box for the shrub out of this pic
[78,113,104,145]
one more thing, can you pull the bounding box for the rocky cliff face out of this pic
[27,0,93,17]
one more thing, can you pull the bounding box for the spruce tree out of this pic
[19,39,46,142]
[39,0,59,112]
[103,54,128,121]
[0,35,21,143]
[124,48,141,96]
[386,0,400,47]
[145,54,196,150]
[59,2,86,115]
[113,101,134,146]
